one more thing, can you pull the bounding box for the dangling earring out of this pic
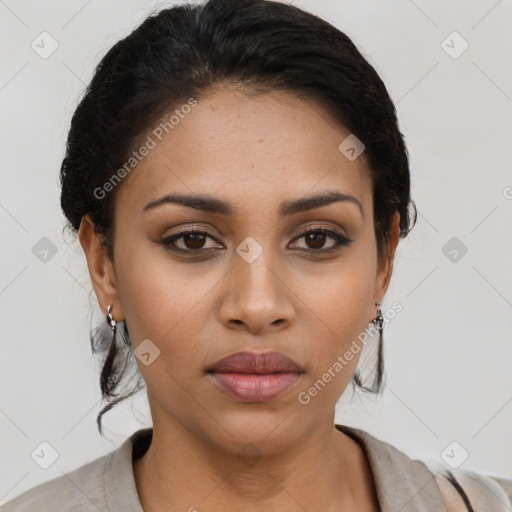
[373,301,384,330]
[373,301,384,390]
[106,304,117,345]
[352,301,385,392]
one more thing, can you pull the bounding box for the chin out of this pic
[196,407,308,457]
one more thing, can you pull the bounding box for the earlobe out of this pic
[78,215,124,320]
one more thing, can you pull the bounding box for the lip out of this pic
[207,351,304,402]
[207,350,304,374]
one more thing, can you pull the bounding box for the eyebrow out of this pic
[143,190,364,219]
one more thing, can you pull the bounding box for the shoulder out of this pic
[336,424,511,512]
[0,452,108,512]
[433,467,512,512]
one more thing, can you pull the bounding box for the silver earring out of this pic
[374,301,384,392]
[373,301,384,330]
[106,304,117,340]
[353,300,385,392]
[106,304,131,346]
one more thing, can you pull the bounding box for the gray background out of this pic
[1,0,511,503]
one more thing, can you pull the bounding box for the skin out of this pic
[79,83,400,511]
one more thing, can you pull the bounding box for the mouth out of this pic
[206,351,305,402]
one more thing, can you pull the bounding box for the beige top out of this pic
[1,424,510,511]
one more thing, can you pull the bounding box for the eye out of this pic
[290,227,352,253]
[158,230,222,253]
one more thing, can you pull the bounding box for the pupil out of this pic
[185,233,205,249]
[307,232,325,249]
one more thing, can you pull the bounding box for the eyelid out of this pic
[162,222,347,242]
[163,224,223,240]
[293,223,348,239]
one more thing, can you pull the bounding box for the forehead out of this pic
[115,85,372,217]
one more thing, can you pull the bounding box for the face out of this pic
[80,84,399,455]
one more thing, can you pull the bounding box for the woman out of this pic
[3,0,510,510]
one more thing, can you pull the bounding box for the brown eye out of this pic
[304,231,327,249]
[159,230,222,253]
[291,228,352,253]
[181,232,207,250]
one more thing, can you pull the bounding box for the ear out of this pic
[374,212,400,305]
[78,214,124,322]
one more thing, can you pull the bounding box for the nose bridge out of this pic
[219,232,296,330]
[213,199,304,332]
[234,183,299,270]
[233,234,281,298]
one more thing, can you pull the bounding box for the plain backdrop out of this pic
[1,0,511,504]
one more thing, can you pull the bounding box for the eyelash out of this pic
[158,226,353,256]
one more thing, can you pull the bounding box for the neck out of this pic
[132,416,378,512]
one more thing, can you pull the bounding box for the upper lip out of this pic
[207,351,305,374]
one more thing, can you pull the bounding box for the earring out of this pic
[373,301,384,330]
[352,301,385,392]
[373,301,384,390]
[106,304,117,345]
[106,304,131,346]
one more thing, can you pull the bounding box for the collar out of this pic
[104,425,446,512]
[336,424,446,511]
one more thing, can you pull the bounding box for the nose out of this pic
[217,249,296,335]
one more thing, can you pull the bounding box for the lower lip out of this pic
[209,372,302,402]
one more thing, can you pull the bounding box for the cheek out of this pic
[302,248,376,342]
[113,244,217,396]
[295,245,377,398]
[114,252,211,413]
[114,239,210,339]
